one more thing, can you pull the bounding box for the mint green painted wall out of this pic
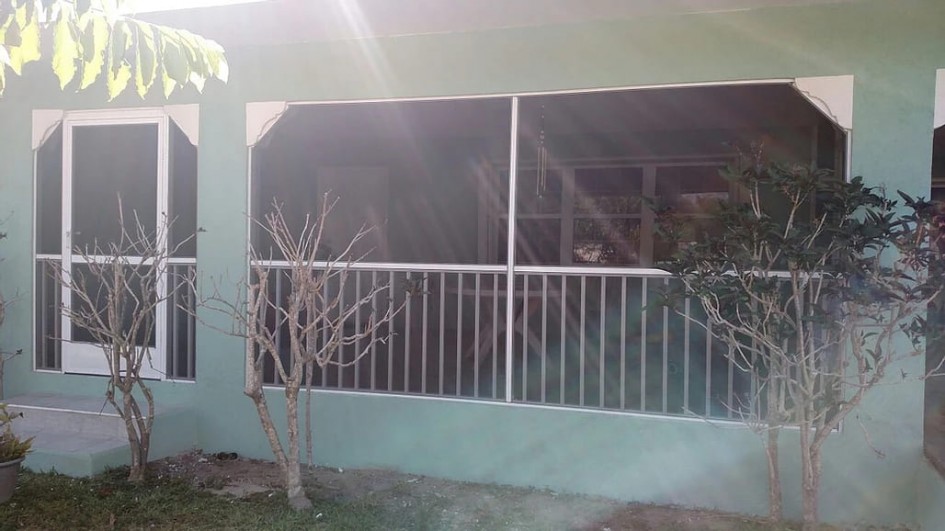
[2,0,945,525]
[917,463,945,530]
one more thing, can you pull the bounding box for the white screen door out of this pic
[60,111,169,379]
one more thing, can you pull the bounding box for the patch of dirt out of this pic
[151,450,622,529]
[149,451,893,530]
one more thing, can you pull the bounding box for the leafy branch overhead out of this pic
[0,0,228,99]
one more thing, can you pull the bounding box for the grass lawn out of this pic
[0,459,838,530]
[0,469,444,531]
[0,469,430,531]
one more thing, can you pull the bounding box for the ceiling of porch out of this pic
[142,0,857,49]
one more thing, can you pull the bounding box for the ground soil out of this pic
[149,451,899,530]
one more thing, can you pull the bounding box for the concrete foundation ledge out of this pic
[4,393,197,477]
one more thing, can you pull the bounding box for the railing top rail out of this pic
[252,260,507,274]
[251,261,687,278]
[514,265,672,277]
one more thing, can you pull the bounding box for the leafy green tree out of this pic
[0,0,227,98]
[656,146,944,530]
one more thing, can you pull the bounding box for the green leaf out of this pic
[132,21,156,98]
[109,19,130,75]
[107,60,131,99]
[14,3,28,29]
[7,6,40,74]
[51,6,79,89]
[79,14,108,89]
[105,19,132,99]
[161,36,188,85]
[207,46,228,83]
[2,15,21,47]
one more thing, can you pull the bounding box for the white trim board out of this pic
[935,69,945,129]
[32,106,200,149]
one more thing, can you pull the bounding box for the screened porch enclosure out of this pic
[250,84,844,419]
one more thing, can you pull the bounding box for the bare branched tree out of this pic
[0,229,23,400]
[199,196,401,510]
[50,207,189,483]
[657,148,945,530]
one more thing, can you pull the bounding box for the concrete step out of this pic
[7,394,129,439]
[3,393,197,477]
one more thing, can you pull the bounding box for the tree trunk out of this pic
[800,427,820,531]
[245,386,290,477]
[285,387,312,510]
[113,383,147,483]
[127,443,147,483]
[764,427,783,522]
[764,375,783,523]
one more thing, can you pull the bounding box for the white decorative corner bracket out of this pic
[32,109,64,150]
[792,75,854,131]
[246,101,289,147]
[164,104,200,146]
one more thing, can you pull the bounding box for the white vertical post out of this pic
[505,97,520,403]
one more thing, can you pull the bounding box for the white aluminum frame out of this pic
[245,76,853,415]
[60,108,170,380]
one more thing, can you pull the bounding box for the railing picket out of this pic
[492,273,499,400]
[474,273,481,398]
[339,274,346,388]
[541,274,548,404]
[641,277,647,411]
[171,269,180,378]
[354,271,362,389]
[727,344,735,418]
[404,272,411,392]
[560,275,567,405]
[522,274,529,401]
[456,273,463,396]
[322,275,329,388]
[684,297,691,414]
[39,261,48,368]
[186,266,196,379]
[371,270,378,392]
[662,277,669,413]
[705,318,712,416]
[54,267,61,369]
[275,271,283,385]
[439,272,446,396]
[387,271,394,392]
[579,275,586,407]
[422,273,429,395]
[620,277,627,410]
[599,277,606,408]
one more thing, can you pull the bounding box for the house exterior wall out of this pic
[0,0,943,525]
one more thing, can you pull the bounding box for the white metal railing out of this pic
[32,256,197,380]
[257,261,750,419]
[35,257,62,371]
